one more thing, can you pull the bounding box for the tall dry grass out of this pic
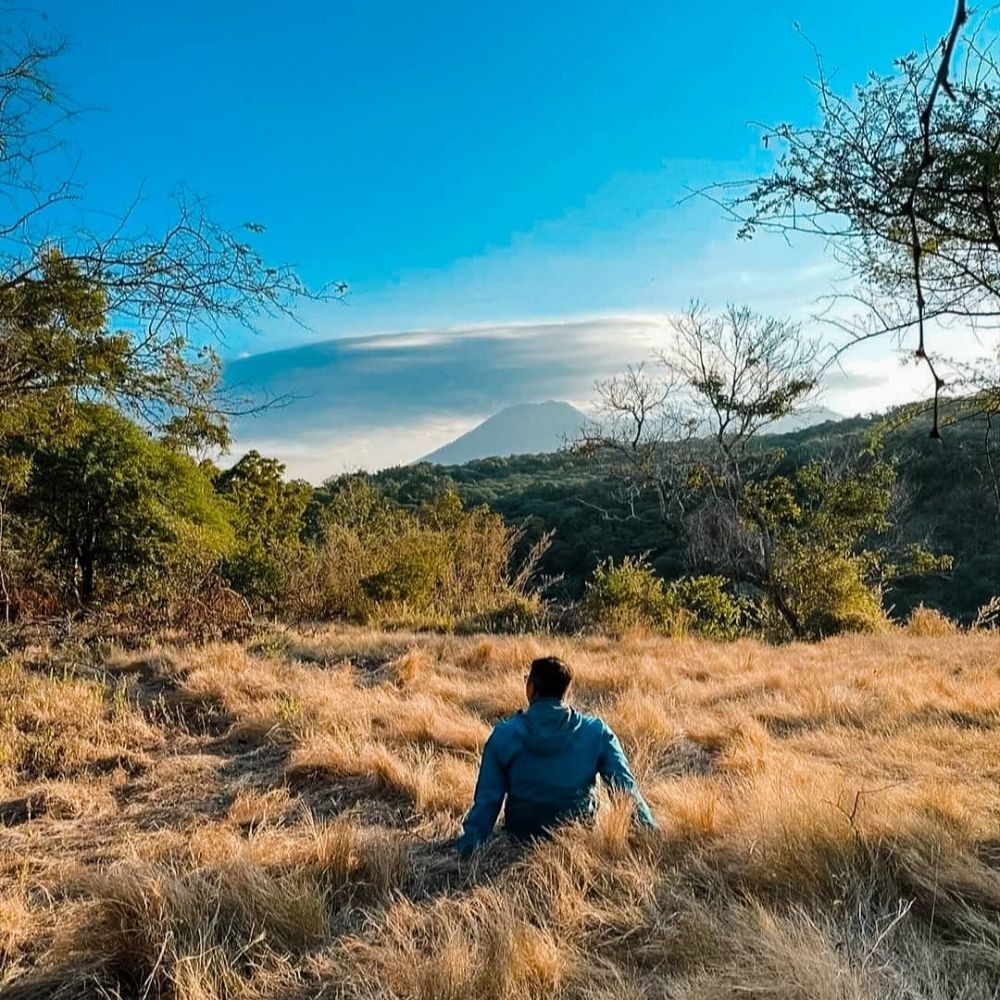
[0,628,997,998]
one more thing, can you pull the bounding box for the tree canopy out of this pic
[18,404,232,607]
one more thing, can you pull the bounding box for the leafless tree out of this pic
[659,303,821,445]
[579,303,824,634]
[580,303,820,503]
[577,363,695,518]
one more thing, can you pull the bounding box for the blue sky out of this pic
[39,0,970,475]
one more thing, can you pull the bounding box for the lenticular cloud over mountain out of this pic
[223,316,665,478]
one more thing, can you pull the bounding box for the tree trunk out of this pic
[81,558,94,605]
[767,585,803,638]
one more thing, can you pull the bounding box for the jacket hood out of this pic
[520,698,584,756]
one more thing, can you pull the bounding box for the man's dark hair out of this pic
[528,656,573,700]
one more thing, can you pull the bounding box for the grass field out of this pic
[0,627,998,999]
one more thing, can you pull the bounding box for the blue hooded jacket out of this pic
[455,697,656,854]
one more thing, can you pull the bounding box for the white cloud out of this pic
[823,354,929,415]
[225,315,669,479]
[820,323,989,415]
[232,414,480,483]
[338,314,671,353]
[342,331,455,352]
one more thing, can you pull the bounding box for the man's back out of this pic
[454,695,655,854]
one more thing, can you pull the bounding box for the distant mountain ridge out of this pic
[418,400,844,466]
[419,401,588,464]
[763,406,844,435]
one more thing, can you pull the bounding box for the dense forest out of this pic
[374,406,1000,623]
[12,391,998,642]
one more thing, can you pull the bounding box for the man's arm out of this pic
[597,723,657,828]
[454,729,508,854]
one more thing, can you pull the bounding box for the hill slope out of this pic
[377,406,1000,621]
[763,405,844,434]
[420,400,588,464]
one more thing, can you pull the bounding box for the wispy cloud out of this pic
[234,416,479,483]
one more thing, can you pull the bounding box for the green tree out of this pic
[0,16,338,619]
[728,454,951,639]
[19,405,232,606]
[214,451,312,608]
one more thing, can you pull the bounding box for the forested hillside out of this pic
[374,407,1000,622]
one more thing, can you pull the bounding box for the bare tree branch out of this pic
[701,2,1000,435]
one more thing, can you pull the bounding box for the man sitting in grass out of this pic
[454,655,656,854]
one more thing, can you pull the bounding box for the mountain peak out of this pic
[420,401,587,465]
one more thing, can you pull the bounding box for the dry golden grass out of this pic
[905,604,962,638]
[0,627,997,998]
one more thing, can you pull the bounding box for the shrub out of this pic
[581,560,745,637]
[580,557,687,634]
[667,575,744,639]
[905,603,961,637]
[361,532,450,606]
[771,549,891,640]
[458,595,547,635]
[285,524,372,621]
[285,482,548,630]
